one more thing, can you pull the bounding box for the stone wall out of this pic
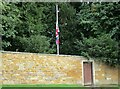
[94,61,118,85]
[0,52,2,85]
[1,51,118,85]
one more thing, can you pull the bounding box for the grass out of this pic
[2,84,82,87]
[1,84,119,89]
[2,84,86,89]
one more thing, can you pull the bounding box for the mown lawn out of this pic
[2,84,85,89]
[2,84,82,87]
[1,84,119,89]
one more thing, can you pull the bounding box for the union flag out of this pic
[56,23,59,45]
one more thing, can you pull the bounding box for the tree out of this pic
[2,2,55,53]
[58,3,78,55]
[1,2,21,49]
[19,35,55,53]
[75,2,119,66]
[75,33,118,66]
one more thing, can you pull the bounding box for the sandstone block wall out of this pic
[0,52,2,85]
[94,61,118,85]
[2,52,85,84]
[1,51,118,85]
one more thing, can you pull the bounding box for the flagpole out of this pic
[56,4,59,55]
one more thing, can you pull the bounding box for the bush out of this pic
[20,35,55,53]
[75,34,119,67]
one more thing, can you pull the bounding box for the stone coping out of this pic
[0,51,86,58]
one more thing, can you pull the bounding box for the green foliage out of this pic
[15,2,45,37]
[19,35,55,53]
[74,2,119,66]
[1,2,54,53]
[59,3,78,55]
[75,34,118,66]
[1,2,21,48]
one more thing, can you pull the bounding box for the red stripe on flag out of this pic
[56,25,59,45]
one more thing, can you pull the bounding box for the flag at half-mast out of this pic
[56,22,59,45]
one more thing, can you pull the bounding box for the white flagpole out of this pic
[56,4,59,55]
